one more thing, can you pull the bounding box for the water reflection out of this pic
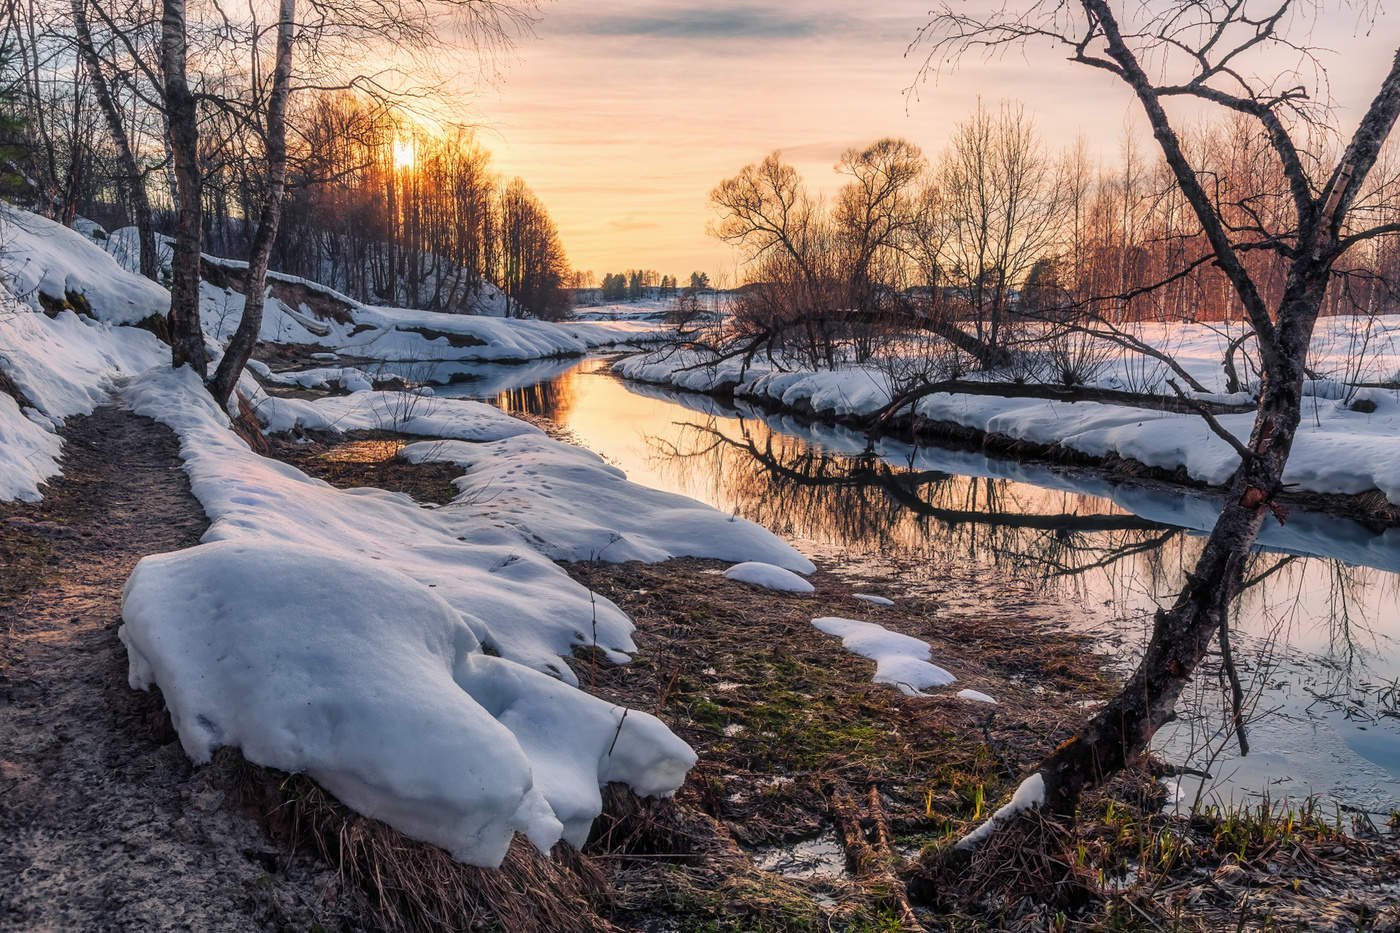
[439,356,1400,816]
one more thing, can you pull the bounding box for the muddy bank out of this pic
[616,370,1400,531]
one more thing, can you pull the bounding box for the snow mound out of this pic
[852,593,894,606]
[400,438,815,571]
[722,561,815,593]
[120,366,697,865]
[252,388,542,441]
[121,540,694,865]
[1,207,169,325]
[260,366,374,393]
[956,689,998,705]
[811,616,956,696]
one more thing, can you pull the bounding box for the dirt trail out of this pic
[0,406,352,931]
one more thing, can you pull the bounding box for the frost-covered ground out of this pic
[0,207,815,867]
[616,320,1400,505]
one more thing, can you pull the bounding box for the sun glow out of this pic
[392,138,416,171]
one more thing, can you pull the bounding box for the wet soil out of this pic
[0,407,356,931]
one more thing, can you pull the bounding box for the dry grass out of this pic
[266,430,462,505]
[218,751,619,932]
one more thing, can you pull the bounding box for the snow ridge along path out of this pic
[0,406,348,931]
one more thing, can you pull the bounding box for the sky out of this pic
[465,1,1397,282]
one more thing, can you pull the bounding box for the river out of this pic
[422,354,1400,822]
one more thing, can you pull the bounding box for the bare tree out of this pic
[160,0,206,373]
[209,0,294,404]
[936,100,1063,361]
[916,0,1400,834]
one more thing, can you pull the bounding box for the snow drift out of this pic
[119,366,698,865]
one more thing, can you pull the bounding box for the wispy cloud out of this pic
[559,5,837,41]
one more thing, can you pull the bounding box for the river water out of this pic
[423,355,1400,821]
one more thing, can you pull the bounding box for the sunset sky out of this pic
[473,1,1396,282]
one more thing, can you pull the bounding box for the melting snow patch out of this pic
[810,617,955,696]
[120,540,694,865]
[118,367,709,865]
[955,773,1046,850]
[956,689,998,705]
[722,561,815,593]
[852,593,894,606]
[403,441,814,570]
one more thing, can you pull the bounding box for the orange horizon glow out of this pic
[438,1,1396,281]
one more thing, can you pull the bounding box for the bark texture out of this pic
[161,0,207,375]
[210,0,296,404]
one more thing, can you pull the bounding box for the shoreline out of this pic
[615,367,1400,531]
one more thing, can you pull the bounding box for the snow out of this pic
[249,387,543,441]
[0,309,165,421]
[956,689,998,705]
[121,540,693,865]
[0,293,165,501]
[810,616,956,696]
[955,773,1046,850]
[853,593,894,606]
[258,365,374,393]
[615,320,1400,506]
[0,391,62,502]
[722,561,815,592]
[1,207,169,325]
[119,366,697,865]
[398,438,816,571]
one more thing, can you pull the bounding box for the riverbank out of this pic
[265,426,1400,929]
[614,347,1400,529]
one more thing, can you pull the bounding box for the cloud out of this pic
[563,5,833,41]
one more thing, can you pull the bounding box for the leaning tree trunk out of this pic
[1033,266,1327,815]
[161,0,207,375]
[72,0,159,282]
[209,0,295,405]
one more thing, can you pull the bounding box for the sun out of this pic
[392,138,416,171]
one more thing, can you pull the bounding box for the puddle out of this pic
[751,828,849,881]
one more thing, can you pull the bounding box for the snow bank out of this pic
[722,561,815,593]
[399,438,816,571]
[0,309,165,421]
[119,366,696,865]
[257,365,373,393]
[252,388,543,441]
[1,207,169,325]
[616,342,1400,505]
[956,773,1046,850]
[0,391,62,501]
[811,616,956,696]
[0,302,165,500]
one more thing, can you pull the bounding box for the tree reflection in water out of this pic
[639,411,1399,811]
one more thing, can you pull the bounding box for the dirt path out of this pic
[0,406,353,931]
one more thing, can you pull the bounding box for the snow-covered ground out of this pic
[616,321,1400,506]
[0,210,171,497]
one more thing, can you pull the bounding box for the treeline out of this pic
[595,270,710,302]
[258,98,570,318]
[714,102,1400,368]
[0,1,570,320]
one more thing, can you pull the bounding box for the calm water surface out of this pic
[428,355,1400,820]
